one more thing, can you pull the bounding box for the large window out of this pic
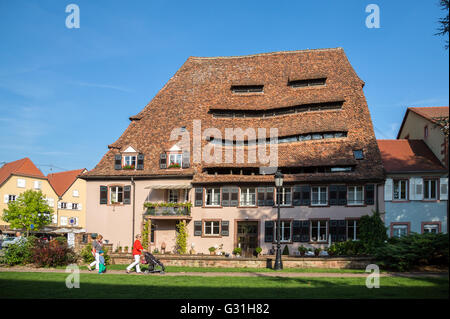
[311,186,327,205]
[110,186,123,204]
[348,186,364,205]
[274,221,292,242]
[276,187,292,206]
[347,220,359,240]
[205,188,221,206]
[393,180,408,200]
[311,220,328,242]
[424,179,437,200]
[204,221,220,236]
[240,187,256,206]
[423,223,440,234]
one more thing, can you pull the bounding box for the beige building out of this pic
[397,107,449,168]
[0,158,59,231]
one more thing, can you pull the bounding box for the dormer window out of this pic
[168,153,182,168]
[231,85,264,94]
[353,150,364,160]
[123,155,136,169]
[288,78,326,88]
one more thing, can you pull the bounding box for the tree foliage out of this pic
[2,190,53,235]
[176,220,188,254]
[358,211,388,254]
[436,0,449,49]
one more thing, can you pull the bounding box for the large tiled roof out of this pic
[84,48,384,183]
[397,106,449,138]
[47,169,86,197]
[0,158,46,186]
[377,139,446,173]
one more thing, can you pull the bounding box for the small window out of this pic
[348,186,364,205]
[288,78,326,88]
[311,220,328,242]
[424,179,437,200]
[17,178,26,188]
[231,85,264,93]
[347,220,359,241]
[240,187,256,206]
[311,186,328,205]
[276,187,292,206]
[60,202,67,209]
[168,153,182,168]
[392,224,408,237]
[204,220,221,236]
[424,126,428,138]
[73,190,79,197]
[274,221,292,242]
[393,180,408,201]
[168,189,179,203]
[123,155,136,169]
[423,224,439,234]
[205,188,221,206]
[110,186,123,204]
[353,150,364,160]
[8,195,16,202]
[34,180,42,190]
[60,217,68,226]
[72,203,78,210]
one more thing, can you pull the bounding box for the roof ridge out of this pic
[189,47,343,60]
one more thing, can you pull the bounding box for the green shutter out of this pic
[114,155,122,170]
[123,185,131,204]
[264,220,274,242]
[100,186,108,204]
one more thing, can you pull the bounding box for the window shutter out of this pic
[230,187,239,206]
[293,186,302,206]
[301,186,311,206]
[194,221,202,236]
[440,178,448,200]
[265,187,274,206]
[257,187,266,206]
[57,202,62,209]
[78,203,82,210]
[329,220,338,242]
[264,220,274,242]
[74,217,79,226]
[159,153,167,169]
[338,220,346,241]
[338,186,347,205]
[100,186,108,204]
[365,184,375,205]
[182,151,190,168]
[329,185,338,205]
[114,154,122,170]
[221,187,230,206]
[124,185,131,204]
[409,178,416,200]
[384,178,393,201]
[4,195,8,203]
[221,220,229,236]
[137,154,144,170]
[194,188,203,206]
[292,220,302,242]
[415,178,423,201]
[300,220,310,242]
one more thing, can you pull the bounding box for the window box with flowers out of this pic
[122,164,136,170]
[168,162,181,169]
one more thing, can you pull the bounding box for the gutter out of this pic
[131,176,136,246]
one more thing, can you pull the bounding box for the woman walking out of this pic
[126,234,144,274]
[88,234,103,271]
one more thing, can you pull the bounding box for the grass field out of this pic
[0,272,447,299]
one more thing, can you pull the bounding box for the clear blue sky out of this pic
[0,0,448,175]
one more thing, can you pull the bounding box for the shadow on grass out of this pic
[0,272,448,299]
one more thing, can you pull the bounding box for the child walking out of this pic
[98,250,106,274]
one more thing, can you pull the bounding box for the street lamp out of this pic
[274,170,284,270]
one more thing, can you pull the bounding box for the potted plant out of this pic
[233,247,242,257]
[255,247,262,257]
[208,246,216,255]
[118,246,122,253]
[298,245,308,256]
[327,245,337,257]
[124,246,129,253]
[314,247,322,257]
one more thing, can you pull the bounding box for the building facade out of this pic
[378,140,448,237]
[82,48,385,256]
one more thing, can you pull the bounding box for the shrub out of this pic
[54,236,67,246]
[233,247,242,255]
[80,244,111,265]
[358,211,388,254]
[32,240,78,267]
[208,246,216,253]
[255,247,262,255]
[375,233,449,271]
[282,245,289,255]
[327,240,366,256]
[298,245,308,255]
[2,236,37,266]
[314,248,322,256]
[176,221,188,254]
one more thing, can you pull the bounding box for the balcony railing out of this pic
[144,203,191,217]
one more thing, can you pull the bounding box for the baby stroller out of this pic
[141,252,165,274]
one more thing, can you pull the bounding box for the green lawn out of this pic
[0,272,447,299]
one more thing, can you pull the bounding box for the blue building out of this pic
[378,139,448,237]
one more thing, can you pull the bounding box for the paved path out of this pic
[0,267,447,278]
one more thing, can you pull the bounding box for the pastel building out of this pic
[82,48,385,256]
[378,140,448,237]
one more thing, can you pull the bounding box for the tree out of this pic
[436,0,449,49]
[3,190,53,236]
[175,220,188,254]
[358,211,388,254]
[432,116,449,138]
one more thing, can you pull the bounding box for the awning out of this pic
[145,183,192,190]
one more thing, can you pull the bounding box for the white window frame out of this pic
[423,224,439,234]
[393,180,408,201]
[205,188,221,206]
[34,180,42,190]
[240,187,256,206]
[72,203,78,210]
[60,202,67,209]
[347,220,359,241]
[17,178,26,188]
[110,186,123,204]
[168,189,179,203]
[275,220,292,242]
[348,186,364,205]
[423,179,438,200]
[73,190,79,197]
[204,220,220,236]
[123,155,137,168]
[392,224,408,238]
[311,186,328,206]
[311,220,328,242]
[60,217,68,226]
[168,153,182,168]
[276,187,292,206]
[8,195,16,202]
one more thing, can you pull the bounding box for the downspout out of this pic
[131,177,136,246]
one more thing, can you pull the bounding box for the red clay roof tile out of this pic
[0,158,46,186]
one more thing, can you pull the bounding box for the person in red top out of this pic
[126,234,144,274]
